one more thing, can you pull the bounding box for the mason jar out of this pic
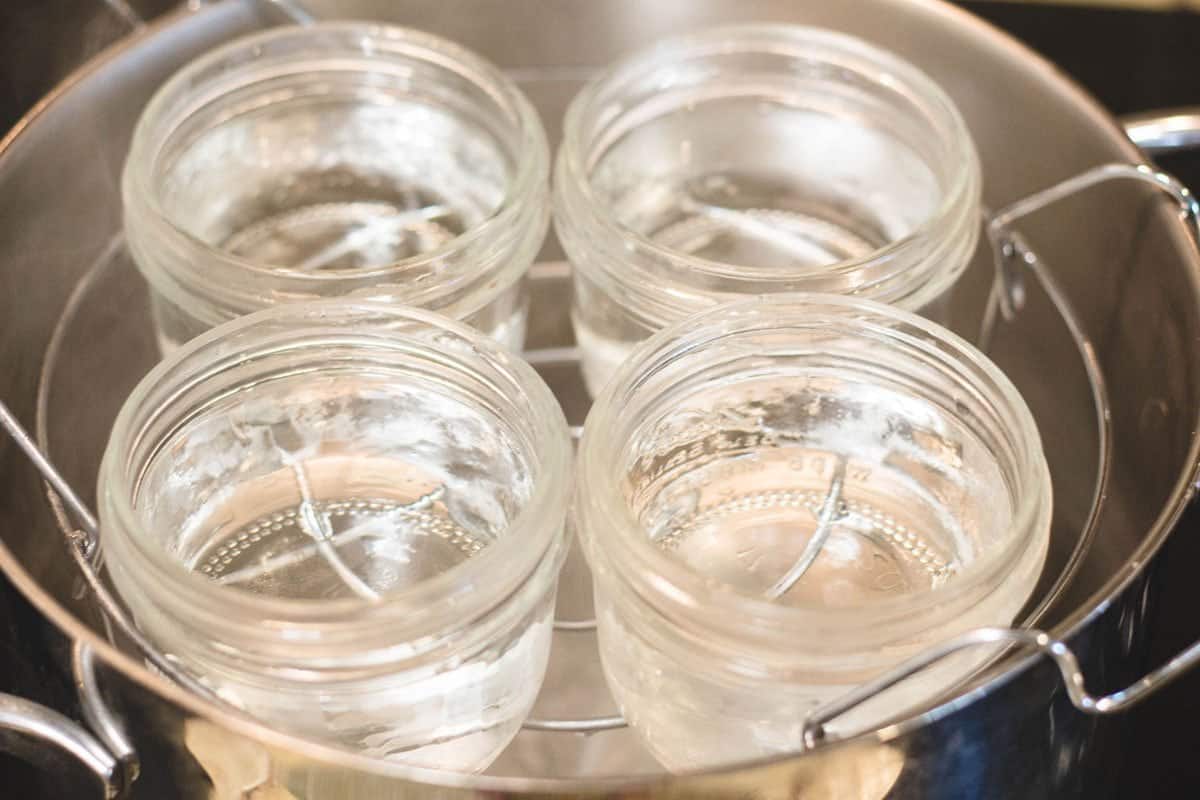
[123,23,549,353]
[575,296,1051,771]
[98,301,572,772]
[555,24,982,394]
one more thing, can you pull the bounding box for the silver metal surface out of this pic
[1,0,1200,797]
[0,692,123,798]
[73,642,139,790]
[520,715,628,734]
[0,400,97,542]
[987,164,1200,323]
[766,457,848,599]
[805,617,1200,749]
[14,238,240,710]
[795,157,1200,735]
[1122,107,1200,155]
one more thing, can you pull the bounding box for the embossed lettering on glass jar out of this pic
[98,302,572,772]
[555,25,982,394]
[575,296,1050,771]
[123,23,549,353]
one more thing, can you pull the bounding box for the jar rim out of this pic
[123,22,549,310]
[99,301,572,635]
[556,24,981,316]
[576,294,1051,642]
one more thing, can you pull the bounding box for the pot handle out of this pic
[0,686,123,798]
[1122,107,1200,156]
[0,641,136,797]
[72,641,139,791]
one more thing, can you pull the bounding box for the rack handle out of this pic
[803,623,1200,749]
[808,158,1200,752]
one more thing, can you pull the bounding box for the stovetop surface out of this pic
[1,1,1198,797]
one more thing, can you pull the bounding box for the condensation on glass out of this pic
[98,302,572,772]
[575,296,1051,771]
[123,23,549,353]
[554,25,982,394]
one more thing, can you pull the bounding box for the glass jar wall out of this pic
[575,296,1050,770]
[98,302,572,771]
[555,25,982,394]
[123,23,549,353]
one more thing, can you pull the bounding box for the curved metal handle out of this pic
[806,161,1200,753]
[73,642,138,791]
[1122,107,1200,156]
[0,640,137,798]
[803,624,1200,749]
[0,692,123,798]
[984,162,1199,325]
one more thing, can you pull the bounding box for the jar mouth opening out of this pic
[100,301,572,630]
[125,22,548,297]
[558,24,981,302]
[577,295,1050,638]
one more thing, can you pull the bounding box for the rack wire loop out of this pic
[984,162,1200,334]
[803,621,1200,751]
[804,160,1200,754]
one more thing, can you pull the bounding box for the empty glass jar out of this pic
[575,296,1050,771]
[555,24,982,394]
[98,301,572,772]
[123,23,549,353]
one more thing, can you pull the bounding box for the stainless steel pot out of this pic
[2,1,1200,797]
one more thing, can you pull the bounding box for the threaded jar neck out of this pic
[555,24,981,327]
[99,302,571,676]
[123,23,549,327]
[577,295,1050,669]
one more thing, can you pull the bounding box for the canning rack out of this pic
[3,1,1200,796]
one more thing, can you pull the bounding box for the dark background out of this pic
[1,1,1199,796]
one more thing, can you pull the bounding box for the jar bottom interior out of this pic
[158,94,511,272]
[219,193,467,272]
[137,370,533,601]
[626,374,1015,610]
[590,96,942,270]
[186,456,489,600]
[114,364,552,769]
[649,449,956,606]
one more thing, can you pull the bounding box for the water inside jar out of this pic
[139,376,530,600]
[128,375,542,766]
[187,456,489,601]
[646,450,956,606]
[219,194,468,272]
[159,96,509,272]
[591,97,941,270]
[626,378,1010,608]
